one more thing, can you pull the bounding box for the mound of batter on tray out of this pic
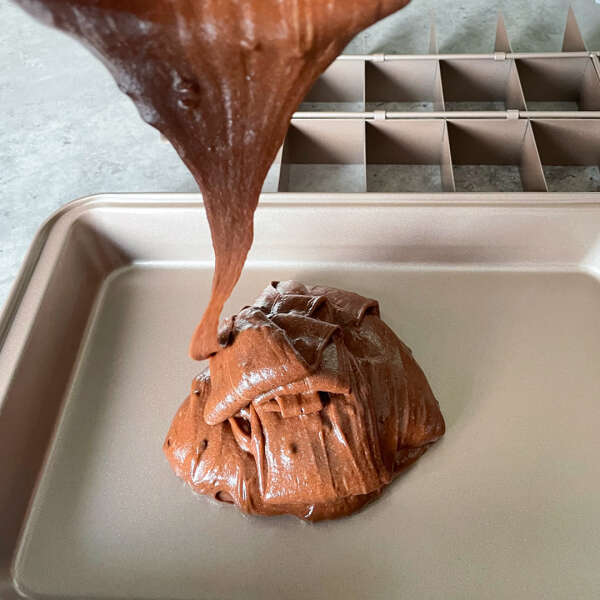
[164,281,445,521]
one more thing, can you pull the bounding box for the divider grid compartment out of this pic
[299,60,364,112]
[447,120,546,192]
[531,119,600,191]
[366,120,453,192]
[440,59,525,111]
[365,60,444,112]
[277,119,366,192]
[516,57,600,111]
[278,7,600,194]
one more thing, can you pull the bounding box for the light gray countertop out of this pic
[2,0,599,310]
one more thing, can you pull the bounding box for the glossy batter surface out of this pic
[164,282,445,521]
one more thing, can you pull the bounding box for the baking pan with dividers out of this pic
[282,7,600,194]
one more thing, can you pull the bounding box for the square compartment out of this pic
[531,119,600,191]
[365,59,443,112]
[447,119,546,192]
[365,120,453,192]
[441,59,526,111]
[298,60,364,112]
[517,57,600,111]
[278,119,365,192]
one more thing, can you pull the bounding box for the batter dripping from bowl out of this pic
[14,0,445,520]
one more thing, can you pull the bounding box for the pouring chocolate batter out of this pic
[15,0,445,520]
[15,0,411,359]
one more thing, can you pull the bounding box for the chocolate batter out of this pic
[15,0,410,359]
[164,281,445,521]
[16,0,446,520]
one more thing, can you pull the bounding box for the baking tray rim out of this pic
[4,190,600,370]
[3,189,600,418]
[3,190,600,353]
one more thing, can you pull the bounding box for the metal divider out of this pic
[276,7,599,193]
[428,10,438,55]
[440,121,456,192]
[562,5,587,53]
[522,121,549,192]
[495,12,512,54]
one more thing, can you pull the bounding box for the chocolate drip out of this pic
[14,0,410,358]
